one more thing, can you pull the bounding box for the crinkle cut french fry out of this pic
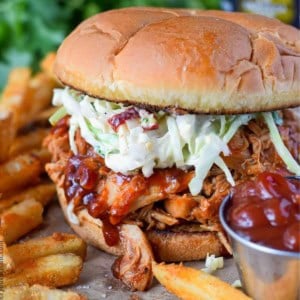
[3,284,87,300]
[4,254,83,288]
[152,262,251,300]
[0,110,15,163]
[0,234,15,275]
[0,153,42,194]
[0,68,31,130]
[1,198,43,245]
[8,232,87,266]
[9,128,49,158]
[0,182,55,213]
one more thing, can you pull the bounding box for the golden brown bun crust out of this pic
[146,230,228,262]
[55,7,300,114]
[57,186,123,256]
[57,186,227,261]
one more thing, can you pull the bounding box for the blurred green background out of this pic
[0,0,221,90]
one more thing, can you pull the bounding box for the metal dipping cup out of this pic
[219,192,300,300]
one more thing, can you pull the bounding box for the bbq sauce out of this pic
[64,155,120,246]
[64,156,99,203]
[227,172,300,252]
[101,213,120,247]
[63,155,192,247]
[51,116,69,136]
[148,168,193,194]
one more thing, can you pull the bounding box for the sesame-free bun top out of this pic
[54,7,300,114]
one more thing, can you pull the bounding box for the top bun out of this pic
[54,7,300,114]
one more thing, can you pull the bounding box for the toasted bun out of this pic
[57,186,228,261]
[57,186,123,256]
[146,229,228,262]
[54,7,300,114]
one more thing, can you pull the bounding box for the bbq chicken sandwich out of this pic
[45,7,300,291]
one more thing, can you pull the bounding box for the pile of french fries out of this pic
[0,54,87,299]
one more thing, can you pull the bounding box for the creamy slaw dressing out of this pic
[52,88,300,197]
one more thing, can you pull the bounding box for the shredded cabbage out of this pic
[232,280,242,288]
[50,88,299,196]
[166,116,184,167]
[262,112,300,175]
[272,111,283,126]
[69,119,78,154]
[222,115,253,143]
[201,254,224,274]
[188,133,229,195]
[49,106,67,125]
[215,157,235,186]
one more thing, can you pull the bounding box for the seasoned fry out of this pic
[31,148,52,165]
[2,72,56,130]
[8,232,87,265]
[4,284,86,300]
[3,284,87,300]
[9,128,49,158]
[0,68,31,108]
[31,106,57,126]
[0,153,42,194]
[4,254,83,288]
[0,111,15,162]
[152,262,251,300]
[0,68,31,130]
[0,66,57,130]
[1,199,43,245]
[0,182,55,213]
[24,72,57,118]
[0,58,83,296]
[40,52,56,78]
[0,234,15,275]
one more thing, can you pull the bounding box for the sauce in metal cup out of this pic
[219,174,300,300]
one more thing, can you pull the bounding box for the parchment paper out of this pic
[29,200,239,300]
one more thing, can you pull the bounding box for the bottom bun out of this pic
[146,230,228,262]
[57,187,122,256]
[57,187,228,261]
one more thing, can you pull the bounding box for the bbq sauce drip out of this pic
[64,155,120,246]
[100,213,120,247]
[64,155,99,203]
[227,172,300,252]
